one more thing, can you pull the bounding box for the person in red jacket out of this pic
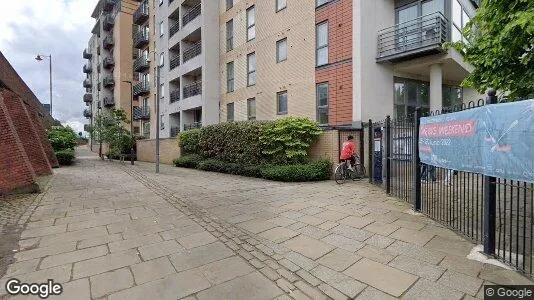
[340,135,356,171]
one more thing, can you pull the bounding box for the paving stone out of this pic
[363,222,399,236]
[0,264,72,292]
[437,270,483,296]
[284,251,318,271]
[317,221,338,231]
[67,214,131,231]
[296,269,322,286]
[313,210,348,222]
[277,278,295,292]
[318,248,361,272]
[317,283,349,300]
[386,240,444,264]
[296,225,330,239]
[196,256,254,285]
[403,279,464,300]
[283,235,334,260]
[176,231,217,249]
[300,206,325,215]
[26,219,55,229]
[159,225,205,240]
[39,226,109,247]
[267,217,298,227]
[478,264,534,285]
[251,250,269,261]
[279,258,301,272]
[344,258,418,297]
[90,267,134,298]
[196,272,284,300]
[237,249,254,260]
[330,224,374,241]
[297,215,325,226]
[20,224,66,238]
[339,216,375,229]
[73,249,141,279]
[310,265,366,298]
[138,240,185,260]
[260,266,281,281]
[78,233,122,249]
[439,255,484,277]
[238,220,278,234]
[389,227,435,246]
[295,281,328,299]
[287,222,308,231]
[276,295,294,300]
[364,234,395,248]
[354,287,396,300]
[109,233,162,253]
[5,259,40,276]
[259,227,299,243]
[250,258,265,268]
[14,242,77,261]
[50,278,91,300]
[425,235,475,257]
[277,267,300,282]
[109,268,211,300]
[265,259,282,270]
[40,245,108,269]
[256,243,276,256]
[288,290,312,300]
[55,211,116,225]
[131,257,177,284]
[391,219,425,230]
[389,255,445,281]
[322,234,364,252]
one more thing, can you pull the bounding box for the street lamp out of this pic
[146,52,161,174]
[35,54,53,118]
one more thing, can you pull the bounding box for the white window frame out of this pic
[246,6,256,41]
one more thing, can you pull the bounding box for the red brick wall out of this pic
[316,0,353,126]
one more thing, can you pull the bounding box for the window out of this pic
[247,98,256,120]
[160,114,164,129]
[277,91,288,115]
[452,0,471,42]
[394,78,430,118]
[276,38,287,63]
[316,83,328,125]
[246,6,255,41]
[227,61,234,93]
[159,0,163,5]
[227,103,234,122]
[276,0,287,11]
[442,86,463,108]
[226,0,233,10]
[159,21,164,36]
[316,22,328,66]
[226,20,234,52]
[316,0,330,7]
[247,52,256,86]
[160,83,164,99]
[159,52,164,66]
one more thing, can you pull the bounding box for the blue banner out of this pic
[419,100,534,183]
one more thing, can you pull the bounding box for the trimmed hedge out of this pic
[261,160,332,182]
[55,149,75,166]
[173,154,203,168]
[178,129,201,155]
[196,159,264,178]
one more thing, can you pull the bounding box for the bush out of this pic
[178,129,201,155]
[48,126,77,152]
[196,159,263,178]
[55,149,75,166]
[261,160,332,182]
[173,154,203,168]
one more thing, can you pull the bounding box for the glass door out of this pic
[421,0,445,44]
[396,4,419,51]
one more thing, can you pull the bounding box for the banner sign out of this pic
[419,100,534,183]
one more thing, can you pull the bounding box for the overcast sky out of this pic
[0,0,97,134]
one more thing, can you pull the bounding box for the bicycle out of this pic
[334,155,366,184]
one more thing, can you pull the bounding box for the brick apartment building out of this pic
[0,51,58,195]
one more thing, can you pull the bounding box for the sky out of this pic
[0,0,97,134]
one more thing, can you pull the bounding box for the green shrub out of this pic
[48,126,77,151]
[178,129,201,155]
[260,117,322,164]
[196,159,263,178]
[55,149,75,166]
[260,160,332,182]
[173,154,203,168]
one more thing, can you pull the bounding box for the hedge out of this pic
[173,154,203,168]
[55,149,75,166]
[178,129,201,155]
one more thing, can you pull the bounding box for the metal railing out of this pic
[103,57,114,69]
[83,49,92,59]
[83,79,92,88]
[183,81,202,98]
[170,90,180,103]
[133,56,149,72]
[103,0,115,12]
[103,14,115,31]
[169,21,180,37]
[83,109,92,118]
[83,93,93,103]
[183,41,201,63]
[83,64,92,73]
[170,126,180,137]
[103,35,114,50]
[103,76,115,88]
[133,0,149,25]
[182,3,201,27]
[170,55,180,70]
[377,12,448,61]
[133,106,150,120]
[184,122,202,131]
[103,96,115,107]
[133,29,149,48]
[133,81,150,96]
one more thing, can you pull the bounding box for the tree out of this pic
[449,0,534,99]
[47,126,77,152]
[89,109,134,158]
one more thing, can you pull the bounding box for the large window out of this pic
[276,38,287,63]
[226,0,233,11]
[316,83,329,125]
[227,103,234,122]
[226,61,234,93]
[395,0,445,50]
[394,78,430,118]
[247,6,256,41]
[247,52,256,86]
[452,0,471,42]
[442,85,463,108]
[247,98,256,120]
[159,21,164,37]
[316,0,331,7]
[276,0,287,11]
[277,91,288,115]
[316,22,328,66]
[226,20,234,52]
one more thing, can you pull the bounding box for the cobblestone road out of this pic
[0,147,532,299]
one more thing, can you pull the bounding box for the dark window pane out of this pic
[395,82,405,104]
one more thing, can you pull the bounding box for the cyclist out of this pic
[340,135,356,171]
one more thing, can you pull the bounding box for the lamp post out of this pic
[35,54,52,118]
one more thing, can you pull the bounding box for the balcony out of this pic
[83,79,92,88]
[183,41,201,63]
[133,106,150,120]
[184,122,202,131]
[183,81,202,99]
[103,96,115,107]
[377,12,448,63]
[182,3,201,27]
[133,49,139,59]
[170,126,180,137]
[170,90,180,103]
[103,14,115,31]
[133,81,150,96]
[103,76,115,88]
[103,57,115,69]
[83,64,92,74]
[103,35,114,50]
[169,22,179,37]
[83,93,93,103]
[103,0,115,12]
[133,30,149,49]
[133,0,149,25]
[133,56,149,72]
[83,109,92,118]
[83,49,92,59]
[170,55,180,70]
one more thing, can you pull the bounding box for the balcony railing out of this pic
[183,81,202,98]
[103,0,115,12]
[103,96,115,107]
[103,76,115,88]
[133,81,150,96]
[377,12,448,62]
[83,109,92,118]
[83,64,92,74]
[103,14,115,31]
[182,3,201,27]
[83,79,92,88]
[133,56,149,72]
[133,106,150,120]
[170,90,180,103]
[133,0,149,25]
[170,55,180,70]
[133,49,139,59]
[103,35,114,50]
[169,22,179,37]
[170,126,180,137]
[183,41,201,63]
[103,57,115,69]
[184,122,202,131]
[83,49,92,59]
[83,93,93,103]
[133,29,149,49]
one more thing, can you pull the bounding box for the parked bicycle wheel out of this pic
[352,164,366,180]
[334,163,347,184]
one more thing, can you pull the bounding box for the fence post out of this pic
[413,108,422,211]
[368,119,373,183]
[385,115,391,194]
[483,89,498,255]
[359,130,365,168]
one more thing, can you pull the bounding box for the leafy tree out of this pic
[48,126,77,151]
[449,0,534,99]
[89,109,134,158]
